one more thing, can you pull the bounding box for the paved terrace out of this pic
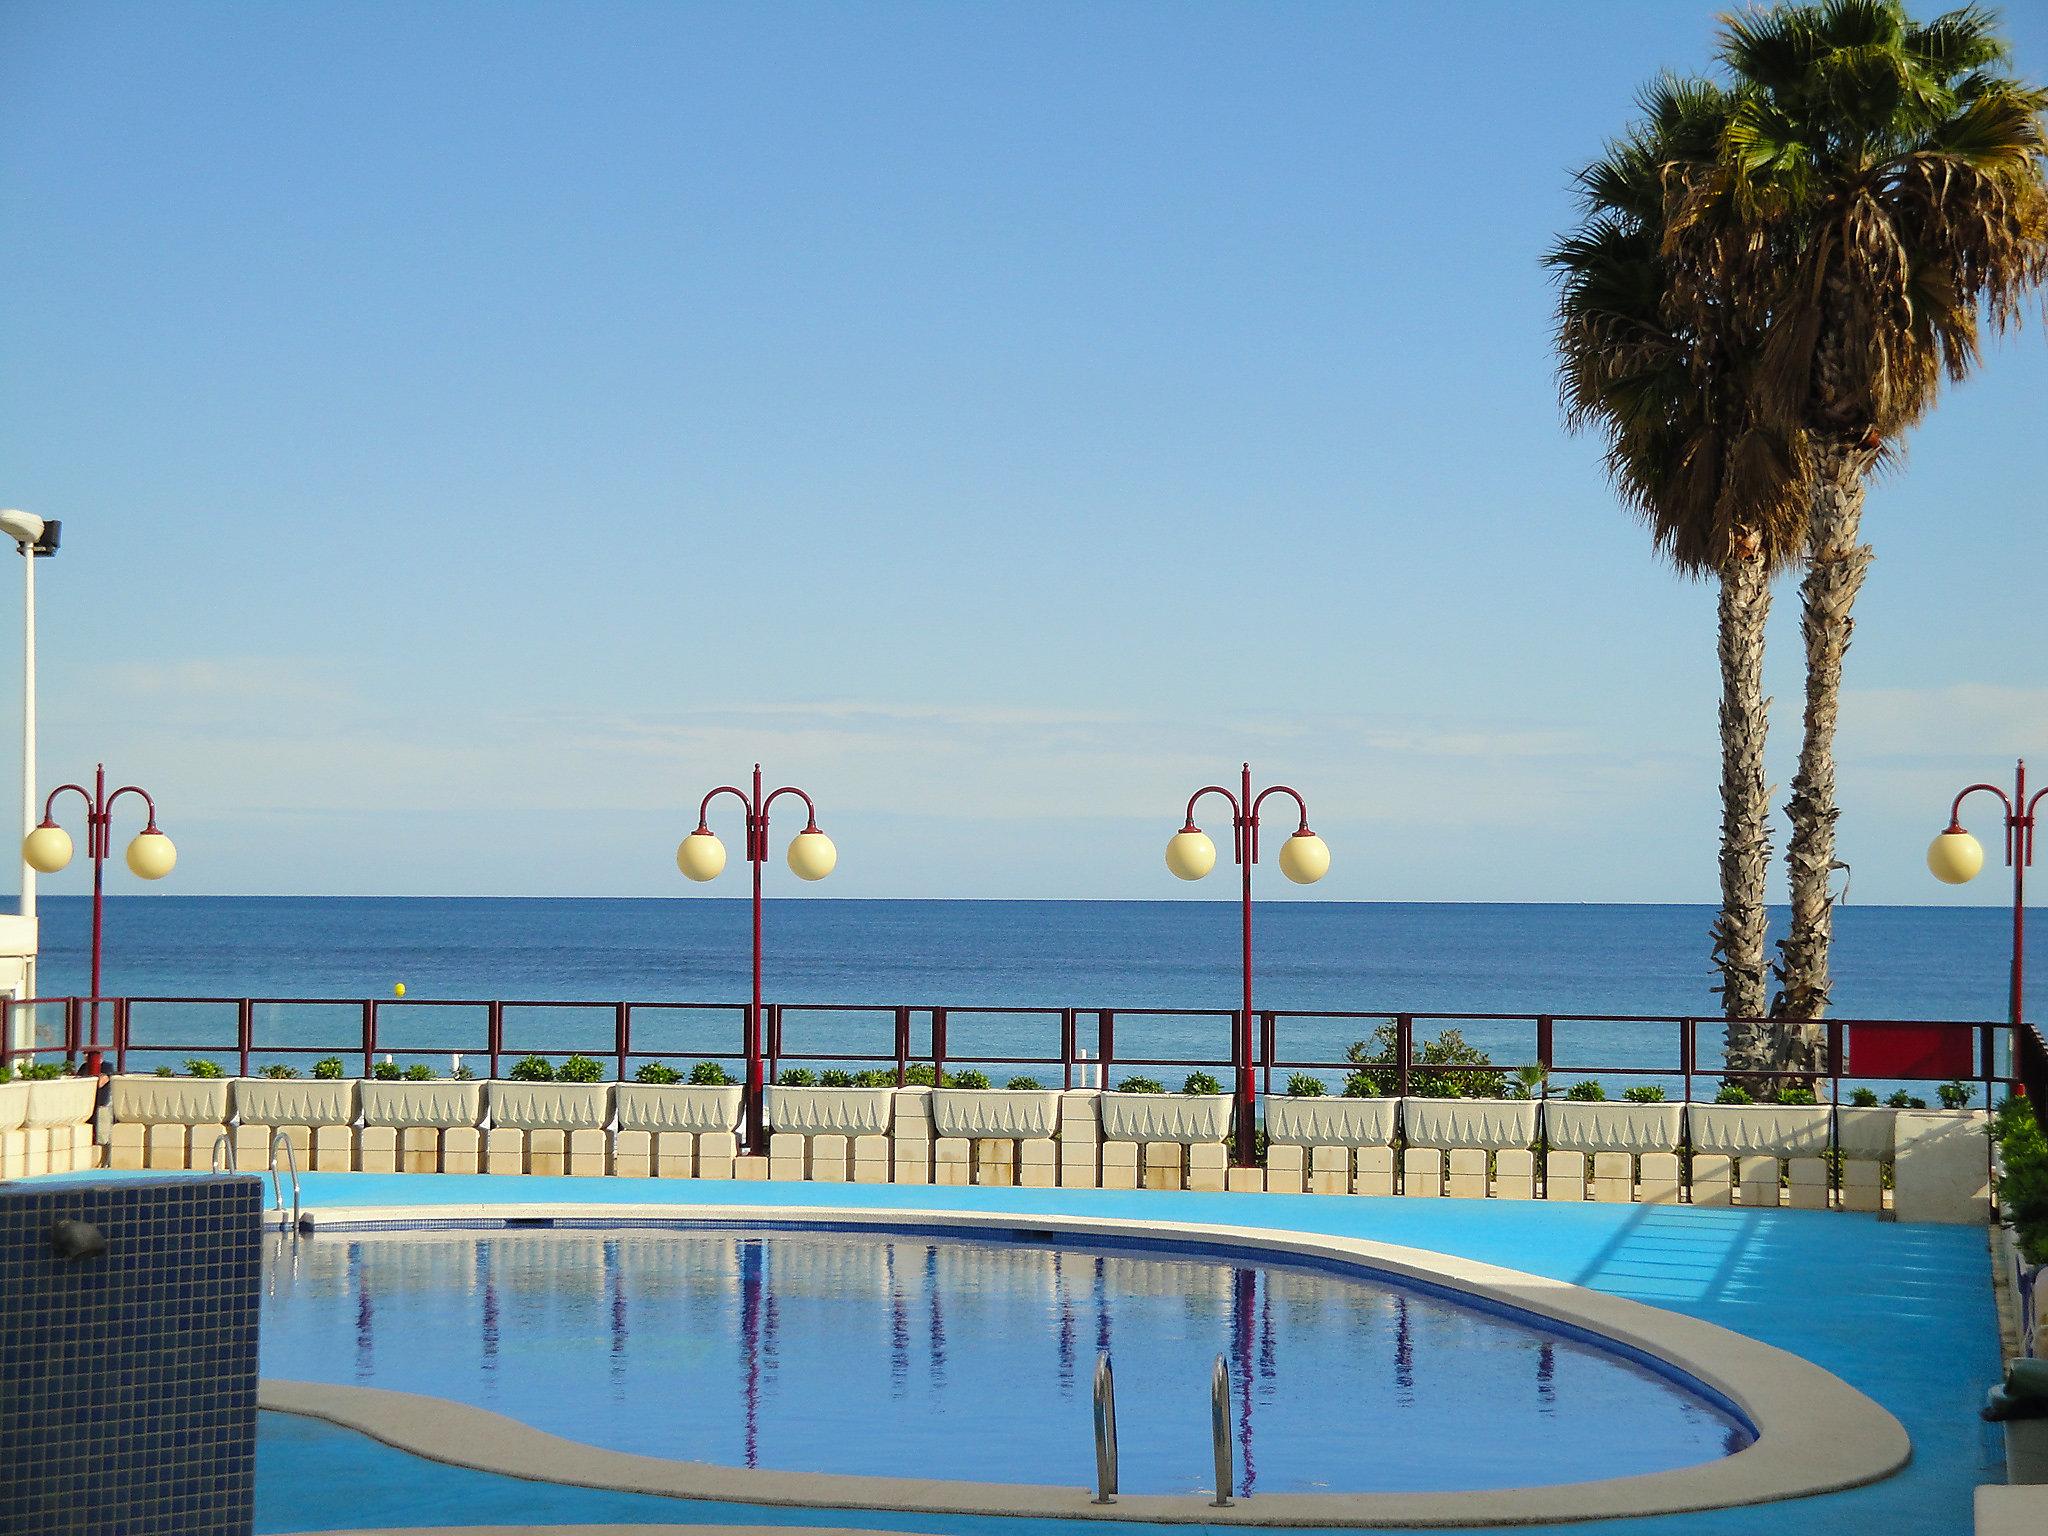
[131,1173,2001,1535]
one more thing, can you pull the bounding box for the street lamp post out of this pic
[0,509,59,1029]
[1928,757,2044,1031]
[676,764,836,1151]
[21,763,176,1072]
[1166,763,1330,1166]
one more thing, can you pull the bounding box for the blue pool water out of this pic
[257,1221,1748,1494]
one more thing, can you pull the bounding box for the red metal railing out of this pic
[1,994,2031,1121]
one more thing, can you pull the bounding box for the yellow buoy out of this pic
[393,982,407,998]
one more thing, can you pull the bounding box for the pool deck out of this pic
[98,1170,2002,1534]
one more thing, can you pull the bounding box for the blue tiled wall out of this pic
[0,1174,261,1536]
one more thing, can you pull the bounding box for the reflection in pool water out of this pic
[260,1225,1751,1495]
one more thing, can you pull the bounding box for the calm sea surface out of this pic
[22,897,2022,1087]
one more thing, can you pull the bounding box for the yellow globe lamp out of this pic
[676,829,727,882]
[22,822,72,874]
[1927,825,1985,886]
[1277,829,1331,885]
[125,829,177,880]
[787,828,837,882]
[1165,828,1217,881]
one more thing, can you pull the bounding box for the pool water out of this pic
[258,1222,1751,1495]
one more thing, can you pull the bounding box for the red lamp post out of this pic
[1928,757,2044,1031]
[1166,763,1330,1167]
[22,763,177,1073]
[676,764,836,1151]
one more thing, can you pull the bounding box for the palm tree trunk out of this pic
[1714,551,1773,1070]
[1772,444,1876,1070]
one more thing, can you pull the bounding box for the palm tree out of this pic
[1667,1,2048,1057]
[1552,80,1808,1062]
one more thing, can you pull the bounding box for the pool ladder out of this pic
[208,1129,302,1233]
[1090,1352,1233,1507]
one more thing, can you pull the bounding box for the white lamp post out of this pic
[0,510,57,1046]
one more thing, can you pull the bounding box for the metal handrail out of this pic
[268,1129,301,1234]
[1092,1351,1118,1504]
[1210,1353,1233,1506]
[209,1131,235,1174]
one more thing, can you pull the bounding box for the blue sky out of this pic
[0,0,2043,902]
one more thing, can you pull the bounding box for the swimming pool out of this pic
[259,1219,1751,1496]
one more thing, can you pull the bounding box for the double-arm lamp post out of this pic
[676,765,835,1150]
[21,764,176,1072]
[1928,757,2043,1030]
[1165,763,1330,1166]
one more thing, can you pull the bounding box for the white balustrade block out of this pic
[811,1133,852,1182]
[1142,1141,1182,1191]
[1100,1139,1138,1190]
[1892,1110,1991,1224]
[1787,1156,1829,1211]
[653,1130,695,1178]
[698,1130,739,1180]
[1402,1147,1443,1197]
[399,1126,440,1174]
[1544,1150,1586,1201]
[1446,1148,1488,1199]
[442,1126,482,1174]
[357,1126,399,1175]
[1056,1142,1096,1188]
[1225,1166,1265,1192]
[611,1129,652,1178]
[893,1142,932,1185]
[1688,1152,1733,1206]
[484,1127,524,1175]
[139,1122,187,1171]
[526,1128,567,1177]
[733,1154,770,1181]
[1841,1159,1883,1213]
[1591,1151,1634,1203]
[1738,1156,1782,1207]
[567,1127,608,1177]
[1494,1147,1536,1200]
[853,1133,890,1183]
[974,1138,1017,1187]
[312,1125,355,1173]
[1354,1144,1395,1197]
[768,1130,807,1182]
[1639,1151,1681,1204]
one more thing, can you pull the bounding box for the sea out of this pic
[19,896,2028,1090]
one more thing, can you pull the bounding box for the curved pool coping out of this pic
[262,1200,1910,1527]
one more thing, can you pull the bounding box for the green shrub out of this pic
[452,1064,476,1080]
[1886,1089,1928,1109]
[1183,1071,1223,1095]
[1506,1064,1548,1101]
[776,1067,816,1087]
[1849,1087,1879,1107]
[20,1059,69,1080]
[688,1060,734,1086]
[1773,1085,1817,1106]
[1564,1080,1606,1102]
[1992,1096,2048,1264]
[1285,1073,1326,1098]
[1005,1075,1044,1091]
[508,1055,556,1082]
[1714,1081,1754,1105]
[313,1056,344,1080]
[259,1063,301,1079]
[853,1068,895,1087]
[635,1061,681,1085]
[950,1068,992,1090]
[371,1059,402,1080]
[558,1054,604,1084]
[1116,1076,1165,1094]
[1621,1084,1667,1103]
[902,1063,940,1087]
[1938,1079,1974,1110]
[817,1069,856,1088]
[402,1063,436,1081]
[185,1059,224,1079]
[153,1063,175,1077]
[1344,1022,1504,1099]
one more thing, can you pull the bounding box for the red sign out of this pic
[1845,1023,1976,1081]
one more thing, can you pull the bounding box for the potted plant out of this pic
[765,1065,895,1136]
[931,1068,1061,1139]
[110,1066,232,1129]
[1264,1070,1397,1148]
[231,1069,357,1133]
[1687,1081,1832,1159]
[1544,1082,1684,1157]
[20,1061,97,1136]
[361,1065,487,1130]
[1097,1070,1232,1144]
[485,1056,610,1132]
[615,1059,744,1135]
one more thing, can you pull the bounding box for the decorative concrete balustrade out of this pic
[0,1074,97,1176]
[70,1075,1997,1223]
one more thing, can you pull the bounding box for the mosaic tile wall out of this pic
[0,1174,262,1536]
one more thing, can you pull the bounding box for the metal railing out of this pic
[1210,1353,1234,1507]
[1092,1351,1118,1504]
[269,1129,301,1234]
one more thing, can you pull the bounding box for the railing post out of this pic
[1395,1014,1413,1099]
[238,999,255,1080]
[65,996,80,1061]
[1536,1015,1554,1098]
[1099,1010,1115,1088]
[114,997,128,1075]
[1681,1018,1695,1105]
[361,999,377,1079]
[932,1007,948,1086]
[487,1000,503,1081]
[895,1006,911,1088]
[768,1003,784,1084]
[1260,1011,1277,1099]
[0,997,11,1074]
[615,1002,630,1082]
[1060,1008,1076,1091]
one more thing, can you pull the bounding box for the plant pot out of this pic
[1402,1097,1539,1152]
[1542,1101,1684,1155]
[614,1083,743,1135]
[1096,1092,1231,1145]
[1263,1096,1396,1147]
[231,1077,358,1128]
[24,1075,97,1129]
[0,1079,32,1133]
[109,1074,231,1126]
[764,1086,894,1136]
[359,1079,487,1129]
[1836,1106,1899,1162]
[930,1088,1060,1140]
[1685,1103,1831,1157]
[483,1080,609,1131]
